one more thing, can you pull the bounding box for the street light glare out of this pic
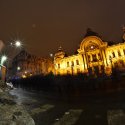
[17,66,21,71]
[50,53,53,57]
[1,55,7,65]
[10,42,13,46]
[15,40,21,47]
[2,55,7,61]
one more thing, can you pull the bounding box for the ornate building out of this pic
[54,29,125,76]
[9,50,53,78]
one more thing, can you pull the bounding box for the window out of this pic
[98,53,101,60]
[118,50,121,56]
[76,60,79,65]
[88,55,91,62]
[123,49,125,55]
[109,55,112,60]
[92,54,97,62]
[67,62,69,67]
[58,64,60,69]
[71,61,74,66]
[112,52,115,58]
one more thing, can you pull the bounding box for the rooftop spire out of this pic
[58,46,63,52]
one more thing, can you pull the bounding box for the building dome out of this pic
[54,46,65,60]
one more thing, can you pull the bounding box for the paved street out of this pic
[9,88,125,125]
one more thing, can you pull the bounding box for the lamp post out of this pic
[1,40,23,81]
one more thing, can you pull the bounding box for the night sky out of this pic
[0,0,125,57]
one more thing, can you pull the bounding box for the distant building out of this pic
[8,28,125,78]
[54,29,125,76]
[9,50,53,79]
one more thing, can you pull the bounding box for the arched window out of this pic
[118,50,121,56]
[76,60,79,65]
[67,62,69,67]
[92,54,97,62]
[58,64,60,69]
[123,49,125,55]
[71,61,74,66]
[88,55,91,62]
[112,52,115,58]
[109,55,112,60]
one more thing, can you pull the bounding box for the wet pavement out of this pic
[9,88,125,125]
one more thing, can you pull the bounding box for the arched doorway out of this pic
[85,43,104,75]
[79,36,107,75]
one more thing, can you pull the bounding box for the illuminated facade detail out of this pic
[54,36,125,75]
[9,50,54,78]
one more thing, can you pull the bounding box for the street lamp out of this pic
[10,40,22,47]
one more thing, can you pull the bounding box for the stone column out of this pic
[114,50,118,58]
[96,53,99,60]
[121,49,125,65]
[83,54,87,71]
[102,50,107,66]
[90,54,93,62]
[81,54,85,72]
[120,49,124,56]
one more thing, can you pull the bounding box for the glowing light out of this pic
[17,66,21,71]
[50,53,53,57]
[91,46,94,49]
[1,55,7,65]
[15,40,22,47]
[10,42,13,46]
[22,75,26,78]
[30,73,32,76]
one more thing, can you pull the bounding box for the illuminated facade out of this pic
[54,35,125,76]
[9,50,53,78]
